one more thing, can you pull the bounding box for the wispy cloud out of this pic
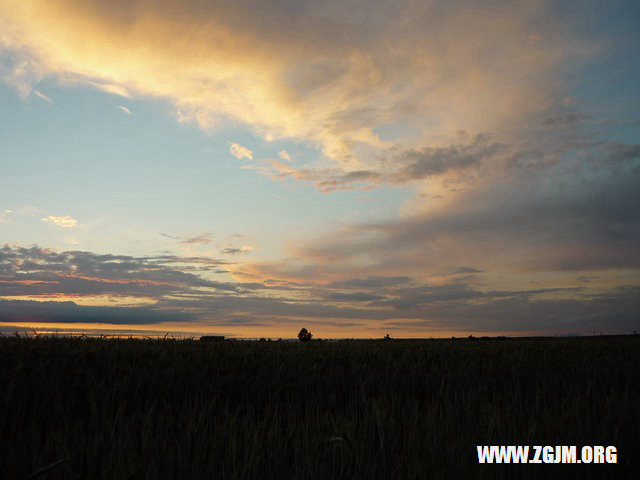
[278,150,292,163]
[222,246,254,255]
[160,233,212,244]
[41,215,78,228]
[249,159,381,193]
[118,105,132,115]
[180,234,212,245]
[0,209,14,223]
[229,142,253,161]
[88,81,130,98]
[32,89,52,102]
[160,233,180,240]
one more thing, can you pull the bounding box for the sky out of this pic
[0,0,639,338]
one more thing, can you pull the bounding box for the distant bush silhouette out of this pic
[297,328,313,342]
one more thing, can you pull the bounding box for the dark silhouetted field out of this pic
[1,335,638,479]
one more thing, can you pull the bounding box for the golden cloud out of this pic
[0,0,582,170]
[229,142,253,161]
[41,215,78,228]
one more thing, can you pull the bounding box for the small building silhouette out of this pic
[200,335,225,342]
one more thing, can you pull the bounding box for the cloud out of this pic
[0,245,240,299]
[32,89,52,102]
[180,234,212,245]
[541,112,590,127]
[222,246,254,255]
[0,209,13,223]
[278,150,292,162]
[0,50,42,98]
[290,136,640,274]
[0,298,196,324]
[448,267,483,275]
[0,0,586,170]
[41,215,78,228]
[0,244,637,335]
[328,276,412,289]
[160,233,180,240]
[251,159,381,192]
[161,233,213,244]
[250,134,505,192]
[387,134,506,183]
[88,81,130,98]
[383,286,640,335]
[118,105,132,115]
[323,292,385,302]
[229,142,253,161]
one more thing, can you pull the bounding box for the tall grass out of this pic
[1,336,638,478]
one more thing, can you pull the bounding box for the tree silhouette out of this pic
[297,328,313,342]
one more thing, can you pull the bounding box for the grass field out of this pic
[1,335,638,479]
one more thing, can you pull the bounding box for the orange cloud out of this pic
[0,0,584,171]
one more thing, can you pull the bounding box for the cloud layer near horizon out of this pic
[1,245,638,336]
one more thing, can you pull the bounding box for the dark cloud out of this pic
[221,248,250,255]
[0,245,244,297]
[180,234,212,244]
[301,139,640,272]
[388,134,505,182]
[0,244,637,336]
[160,233,213,244]
[259,134,504,192]
[160,233,180,240]
[541,112,590,127]
[0,299,197,325]
[324,292,385,302]
[376,284,484,310]
[327,276,412,289]
[257,161,382,193]
[384,286,640,335]
[445,266,483,275]
[599,142,640,164]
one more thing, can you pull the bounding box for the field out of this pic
[1,335,638,479]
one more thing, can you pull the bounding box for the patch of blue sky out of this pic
[0,79,412,257]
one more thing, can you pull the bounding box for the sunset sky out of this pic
[1,0,639,338]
